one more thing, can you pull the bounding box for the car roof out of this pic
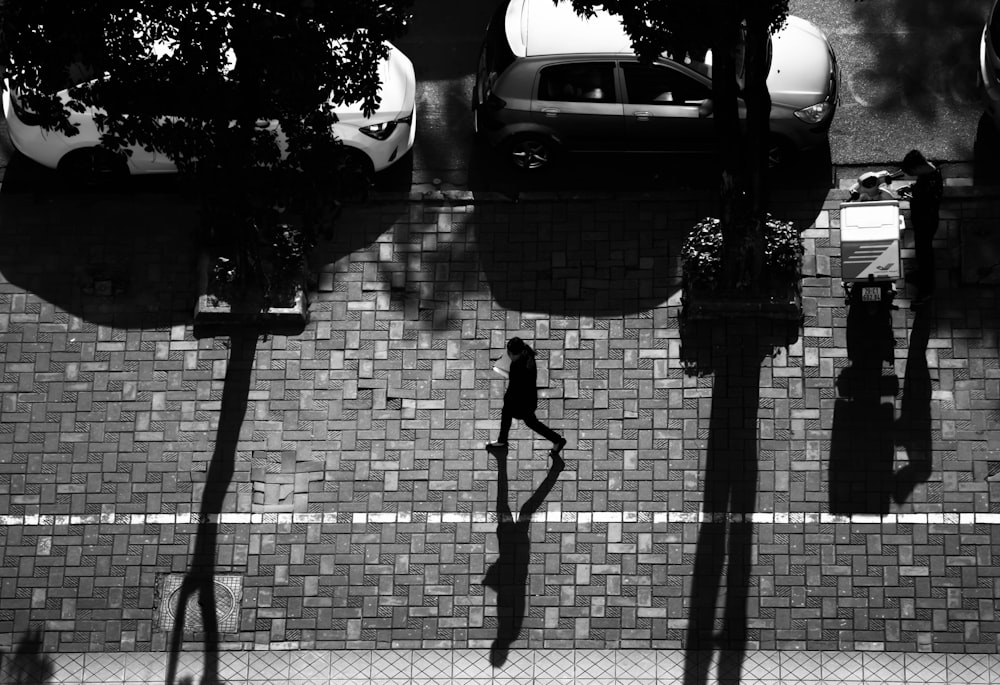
[506,0,634,57]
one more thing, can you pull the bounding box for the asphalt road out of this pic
[791,0,990,165]
[0,0,994,193]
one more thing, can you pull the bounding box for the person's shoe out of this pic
[549,438,567,457]
[486,441,508,448]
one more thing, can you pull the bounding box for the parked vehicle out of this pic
[473,0,839,171]
[978,0,1000,129]
[3,41,416,182]
[840,170,906,317]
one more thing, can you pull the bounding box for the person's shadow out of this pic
[2,631,54,684]
[482,446,563,669]
[829,303,899,515]
[894,307,933,505]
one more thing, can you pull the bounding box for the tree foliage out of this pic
[560,0,791,292]
[0,0,413,303]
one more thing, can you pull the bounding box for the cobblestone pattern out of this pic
[1,192,1000,654]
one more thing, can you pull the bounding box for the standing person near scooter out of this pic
[899,150,943,306]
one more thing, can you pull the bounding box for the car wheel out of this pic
[507,134,556,171]
[336,149,374,201]
[767,136,796,169]
[57,147,128,187]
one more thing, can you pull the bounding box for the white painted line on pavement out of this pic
[0,511,997,527]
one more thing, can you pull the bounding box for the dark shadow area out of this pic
[766,143,836,227]
[1,631,54,685]
[678,318,797,685]
[476,195,694,318]
[893,308,933,506]
[973,113,1000,184]
[849,1,985,120]
[0,188,199,328]
[482,445,563,669]
[164,333,256,685]
[829,302,900,515]
[469,140,722,195]
[373,150,415,193]
[1,149,189,195]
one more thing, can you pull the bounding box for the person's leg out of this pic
[520,412,564,451]
[490,406,513,446]
[913,214,937,299]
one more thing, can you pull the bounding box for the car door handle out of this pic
[541,107,560,117]
[633,111,651,121]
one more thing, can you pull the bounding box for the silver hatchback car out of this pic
[474,0,839,170]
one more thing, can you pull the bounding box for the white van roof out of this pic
[505,0,634,57]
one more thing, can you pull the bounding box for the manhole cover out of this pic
[155,574,243,635]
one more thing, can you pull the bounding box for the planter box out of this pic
[193,252,309,333]
[682,284,803,321]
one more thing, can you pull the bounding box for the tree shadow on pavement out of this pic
[476,196,706,317]
[1,631,54,685]
[308,200,482,333]
[0,192,198,329]
[164,333,256,685]
[829,304,900,515]
[678,317,798,685]
[482,446,563,669]
[849,0,985,121]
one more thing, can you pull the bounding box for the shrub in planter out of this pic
[681,216,803,295]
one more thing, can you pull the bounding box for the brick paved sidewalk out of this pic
[1,178,1000,684]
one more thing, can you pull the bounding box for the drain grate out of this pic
[155,574,243,635]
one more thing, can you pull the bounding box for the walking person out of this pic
[488,337,567,465]
[900,149,943,306]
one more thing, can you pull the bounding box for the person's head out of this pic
[506,336,526,359]
[902,149,934,176]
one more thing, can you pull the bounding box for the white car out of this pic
[3,43,416,181]
[979,0,1000,129]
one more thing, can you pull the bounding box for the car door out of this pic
[621,61,714,152]
[531,61,624,151]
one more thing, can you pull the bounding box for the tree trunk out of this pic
[742,3,774,293]
[711,0,748,292]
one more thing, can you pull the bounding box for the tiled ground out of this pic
[4,648,1000,684]
[1,182,1000,682]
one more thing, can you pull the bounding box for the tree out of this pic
[0,0,413,306]
[560,0,789,293]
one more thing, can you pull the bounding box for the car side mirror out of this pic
[698,99,714,118]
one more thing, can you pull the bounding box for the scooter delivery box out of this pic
[839,200,904,283]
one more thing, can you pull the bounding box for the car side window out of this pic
[538,62,616,103]
[622,62,710,106]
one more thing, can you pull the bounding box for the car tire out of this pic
[57,147,128,187]
[506,134,556,171]
[336,149,375,201]
[767,136,796,169]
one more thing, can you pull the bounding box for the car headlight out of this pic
[359,113,413,141]
[793,102,832,124]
